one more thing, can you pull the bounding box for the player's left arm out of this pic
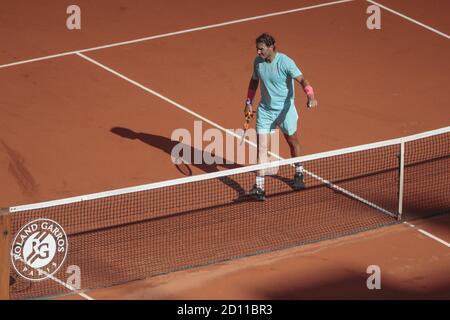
[294,75,318,108]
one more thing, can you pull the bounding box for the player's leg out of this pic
[279,107,305,190]
[284,131,300,158]
[251,108,276,200]
[250,133,270,200]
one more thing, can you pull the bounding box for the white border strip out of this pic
[404,222,450,248]
[367,0,450,39]
[0,0,354,69]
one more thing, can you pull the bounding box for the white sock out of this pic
[256,176,265,190]
[295,164,304,174]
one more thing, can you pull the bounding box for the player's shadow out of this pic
[110,127,247,198]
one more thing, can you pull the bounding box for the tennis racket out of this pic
[240,111,254,145]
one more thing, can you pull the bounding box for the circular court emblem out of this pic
[11,218,68,281]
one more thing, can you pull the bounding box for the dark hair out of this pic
[256,33,276,49]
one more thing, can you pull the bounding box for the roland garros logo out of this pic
[11,218,68,281]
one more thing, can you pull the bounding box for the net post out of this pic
[0,208,11,300]
[397,142,405,220]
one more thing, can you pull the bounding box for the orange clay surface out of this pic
[1,0,449,299]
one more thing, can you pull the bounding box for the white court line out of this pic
[403,222,450,248]
[43,274,95,300]
[75,53,255,147]
[15,257,95,300]
[367,0,450,40]
[0,0,354,69]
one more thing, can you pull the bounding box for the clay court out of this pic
[0,0,449,300]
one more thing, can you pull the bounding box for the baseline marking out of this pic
[0,0,354,69]
[367,0,450,39]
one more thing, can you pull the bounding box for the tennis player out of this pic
[245,33,318,201]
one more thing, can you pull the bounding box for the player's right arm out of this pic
[245,78,259,114]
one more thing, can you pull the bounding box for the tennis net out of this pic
[3,126,449,299]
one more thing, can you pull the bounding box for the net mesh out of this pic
[403,131,450,219]
[5,128,450,299]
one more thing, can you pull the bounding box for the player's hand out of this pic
[307,97,318,108]
[244,103,253,115]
